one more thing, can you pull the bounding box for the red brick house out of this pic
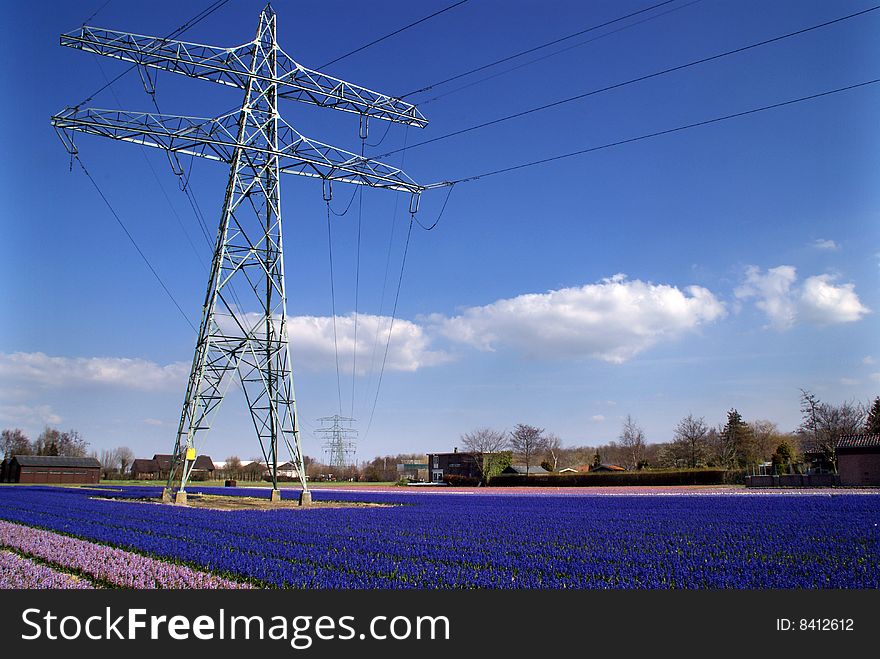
[836,434,880,486]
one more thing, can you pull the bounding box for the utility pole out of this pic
[315,415,358,470]
[52,5,427,504]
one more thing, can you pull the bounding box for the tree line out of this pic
[459,391,880,481]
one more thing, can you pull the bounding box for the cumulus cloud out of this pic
[735,266,869,329]
[0,404,61,426]
[0,352,189,391]
[799,275,870,324]
[590,414,606,422]
[811,238,839,251]
[285,313,451,374]
[432,274,726,363]
[734,266,798,330]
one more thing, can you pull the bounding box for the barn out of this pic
[7,455,101,484]
[837,434,880,486]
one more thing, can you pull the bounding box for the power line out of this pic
[326,203,343,417]
[378,5,880,159]
[365,215,415,439]
[76,0,233,107]
[351,141,365,420]
[74,155,197,331]
[400,0,680,98]
[444,78,880,186]
[417,0,703,106]
[81,0,112,25]
[319,0,470,69]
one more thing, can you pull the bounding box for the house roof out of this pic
[503,464,548,474]
[13,455,101,468]
[589,463,626,472]
[277,461,300,470]
[131,458,159,472]
[153,454,174,469]
[192,455,215,470]
[837,434,880,450]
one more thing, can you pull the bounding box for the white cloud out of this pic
[142,418,165,427]
[0,404,61,426]
[864,356,876,365]
[799,274,870,325]
[734,265,798,330]
[433,274,726,363]
[811,238,839,251]
[286,314,450,374]
[735,266,869,329]
[0,352,189,391]
[590,414,606,422]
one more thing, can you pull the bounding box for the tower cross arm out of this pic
[51,107,424,193]
[61,26,427,128]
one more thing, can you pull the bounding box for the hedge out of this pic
[488,469,727,487]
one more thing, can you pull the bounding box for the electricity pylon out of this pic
[315,415,358,469]
[51,5,426,504]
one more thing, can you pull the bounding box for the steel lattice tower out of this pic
[315,415,358,469]
[51,5,427,503]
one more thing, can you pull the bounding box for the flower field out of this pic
[1,485,878,588]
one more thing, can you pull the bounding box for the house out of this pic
[131,458,160,480]
[426,449,481,483]
[131,453,215,480]
[396,461,429,481]
[0,458,9,483]
[501,464,549,475]
[277,461,303,479]
[589,463,626,473]
[836,434,880,486]
[6,455,101,484]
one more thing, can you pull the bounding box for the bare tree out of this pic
[98,448,118,479]
[461,427,509,484]
[116,446,135,477]
[1,428,32,458]
[224,455,243,480]
[508,424,546,476]
[798,389,867,470]
[668,414,709,468]
[619,415,646,470]
[542,433,563,472]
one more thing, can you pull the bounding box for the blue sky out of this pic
[1,0,877,463]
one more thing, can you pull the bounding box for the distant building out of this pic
[589,463,626,473]
[277,461,303,479]
[131,458,160,480]
[5,455,101,484]
[426,450,480,483]
[501,464,548,475]
[131,453,215,480]
[837,434,880,486]
[397,461,428,481]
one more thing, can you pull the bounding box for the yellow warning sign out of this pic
[186,447,196,461]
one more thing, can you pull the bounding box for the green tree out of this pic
[770,442,795,475]
[865,397,880,434]
[717,409,753,469]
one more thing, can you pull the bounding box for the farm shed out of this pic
[7,455,101,484]
[836,434,880,486]
[0,458,9,482]
[131,458,160,480]
[148,453,215,479]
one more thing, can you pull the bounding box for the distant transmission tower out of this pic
[51,5,427,504]
[316,415,358,469]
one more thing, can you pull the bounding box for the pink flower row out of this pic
[0,550,94,589]
[0,520,252,589]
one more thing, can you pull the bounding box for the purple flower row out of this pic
[1,549,94,589]
[0,520,251,589]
